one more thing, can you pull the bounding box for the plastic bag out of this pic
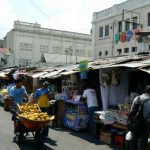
[125,131,132,141]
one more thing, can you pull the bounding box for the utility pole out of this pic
[65,50,68,65]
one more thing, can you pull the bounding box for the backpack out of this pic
[143,99,150,124]
[127,96,150,132]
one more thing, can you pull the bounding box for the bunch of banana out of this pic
[19,112,51,121]
[0,89,8,96]
[19,103,40,113]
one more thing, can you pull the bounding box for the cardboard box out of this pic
[100,131,112,145]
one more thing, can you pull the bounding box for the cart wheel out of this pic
[15,133,23,144]
[34,130,44,148]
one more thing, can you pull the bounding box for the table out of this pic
[92,118,127,138]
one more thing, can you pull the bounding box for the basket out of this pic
[18,116,50,129]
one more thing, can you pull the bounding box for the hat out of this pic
[42,81,49,87]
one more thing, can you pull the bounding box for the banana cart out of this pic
[13,103,54,147]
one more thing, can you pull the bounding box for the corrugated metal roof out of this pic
[0,72,9,79]
[1,55,147,80]
[88,55,150,70]
[40,69,65,79]
[140,68,150,74]
[30,71,48,78]
[60,70,78,76]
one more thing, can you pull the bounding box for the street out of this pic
[0,105,123,150]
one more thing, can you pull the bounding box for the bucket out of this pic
[4,97,11,111]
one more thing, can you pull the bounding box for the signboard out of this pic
[63,112,88,131]
[79,60,88,79]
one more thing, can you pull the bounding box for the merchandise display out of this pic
[63,100,88,131]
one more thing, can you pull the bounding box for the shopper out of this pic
[82,83,98,133]
[130,85,150,150]
[33,81,51,137]
[10,78,28,110]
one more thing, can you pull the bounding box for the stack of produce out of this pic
[0,89,8,96]
[18,103,53,121]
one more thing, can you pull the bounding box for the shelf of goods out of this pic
[63,100,88,131]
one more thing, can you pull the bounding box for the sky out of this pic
[0,0,126,39]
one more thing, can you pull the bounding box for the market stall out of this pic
[91,57,150,149]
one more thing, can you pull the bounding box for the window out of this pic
[117,49,122,54]
[132,16,138,29]
[40,45,48,50]
[20,43,32,51]
[99,26,103,37]
[53,46,61,53]
[105,51,108,56]
[148,13,150,26]
[118,21,122,32]
[105,25,109,36]
[124,48,129,53]
[125,19,130,31]
[99,51,102,56]
[131,47,137,52]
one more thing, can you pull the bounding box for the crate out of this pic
[100,131,112,145]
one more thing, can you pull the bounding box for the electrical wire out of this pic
[28,0,90,33]
[29,0,50,20]
[29,0,66,28]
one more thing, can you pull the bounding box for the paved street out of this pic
[0,105,123,150]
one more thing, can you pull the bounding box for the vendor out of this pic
[33,81,51,138]
[82,83,98,133]
[10,78,28,110]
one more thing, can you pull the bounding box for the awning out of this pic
[60,70,78,76]
[40,69,65,79]
[30,72,48,78]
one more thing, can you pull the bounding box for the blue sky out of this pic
[0,0,126,39]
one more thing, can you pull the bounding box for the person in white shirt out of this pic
[82,84,98,133]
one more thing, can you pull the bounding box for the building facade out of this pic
[92,0,150,59]
[5,21,92,66]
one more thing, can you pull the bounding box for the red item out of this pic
[120,32,126,42]
[114,134,125,148]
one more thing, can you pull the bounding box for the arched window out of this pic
[105,51,108,56]
[99,51,102,56]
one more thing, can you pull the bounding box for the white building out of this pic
[5,21,92,66]
[92,0,150,59]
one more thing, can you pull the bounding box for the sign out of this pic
[115,33,120,43]
[115,28,140,43]
[79,60,88,72]
[126,31,133,41]
[79,60,88,79]
[120,32,126,42]
[63,112,88,131]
